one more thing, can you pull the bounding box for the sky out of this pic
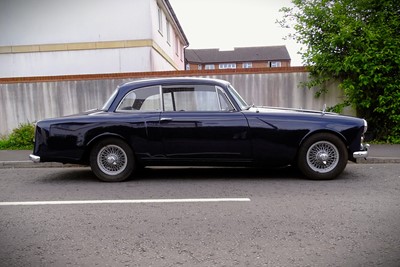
[169,0,304,66]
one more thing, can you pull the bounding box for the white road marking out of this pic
[0,198,251,206]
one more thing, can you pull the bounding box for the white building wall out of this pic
[150,0,185,70]
[0,0,152,46]
[0,0,187,77]
[150,49,176,71]
[0,47,153,77]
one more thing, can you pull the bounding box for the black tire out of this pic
[89,138,135,182]
[297,133,348,180]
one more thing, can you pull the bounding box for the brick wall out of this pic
[186,60,291,70]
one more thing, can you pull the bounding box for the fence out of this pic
[0,67,349,135]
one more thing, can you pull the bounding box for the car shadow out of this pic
[133,166,302,182]
[34,167,98,183]
[35,165,353,184]
[34,166,305,184]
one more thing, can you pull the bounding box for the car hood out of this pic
[247,106,338,116]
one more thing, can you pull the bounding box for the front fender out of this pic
[298,129,348,150]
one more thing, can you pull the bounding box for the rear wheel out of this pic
[90,138,135,182]
[297,133,348,180]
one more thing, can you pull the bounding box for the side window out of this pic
[116,86,161,112]
[217,88,235,111]
[162,85,234,112]
[163,91,174,111]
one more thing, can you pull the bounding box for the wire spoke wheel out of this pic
[306,141,339,173]
[297,133,348,180]
[97,145,128,175]
[90,138,135,182]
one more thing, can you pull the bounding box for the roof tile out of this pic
[185,46,291,63]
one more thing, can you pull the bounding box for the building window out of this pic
[269,61,281,68]
[175,35,179,56]
[219,63,236,69]
[166,21,171,44]
[198,65,202,70]
[158,6,163,35]
[242,62,252,68]
[186,64,190,70]
[205,64,215,70]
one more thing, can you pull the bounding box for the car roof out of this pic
[106,77,234,112]
[118,77,231,91]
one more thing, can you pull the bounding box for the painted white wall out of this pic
[151,49,176,71]
[0,48,153,77]
[0,0,187,77]
[150,0,185,70]
[0,0,152,46]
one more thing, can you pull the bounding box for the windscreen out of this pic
[227,85,248,110]
[100,89,119,111]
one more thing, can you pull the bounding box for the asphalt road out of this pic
[1,164,400,267]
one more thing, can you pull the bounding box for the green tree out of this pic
[279,0,400,143]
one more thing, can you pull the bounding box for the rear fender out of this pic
[86,133,127,147]
[82,133,128,164]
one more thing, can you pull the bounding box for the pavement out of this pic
[0,144,399,169]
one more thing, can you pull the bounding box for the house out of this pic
[0,0,188,77]
[185,46,291,70]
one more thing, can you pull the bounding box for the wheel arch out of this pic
[82,133,132,164]
[297,130,349,160]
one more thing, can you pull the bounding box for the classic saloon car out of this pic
[30,77,369,182]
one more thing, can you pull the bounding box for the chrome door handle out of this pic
[160,117,173,122]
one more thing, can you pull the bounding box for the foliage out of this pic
[278,0,400,143]
[0,123,35,150]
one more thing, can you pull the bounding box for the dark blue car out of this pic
[30,77,369,182]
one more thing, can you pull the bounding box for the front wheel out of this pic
[90,138,135,182]
[297,133,348,180]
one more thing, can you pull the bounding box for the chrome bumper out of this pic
[353,144,370,159]
[29,154,41,163]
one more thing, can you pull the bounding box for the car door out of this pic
[114,85,162,160]
[159,84,251,162]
